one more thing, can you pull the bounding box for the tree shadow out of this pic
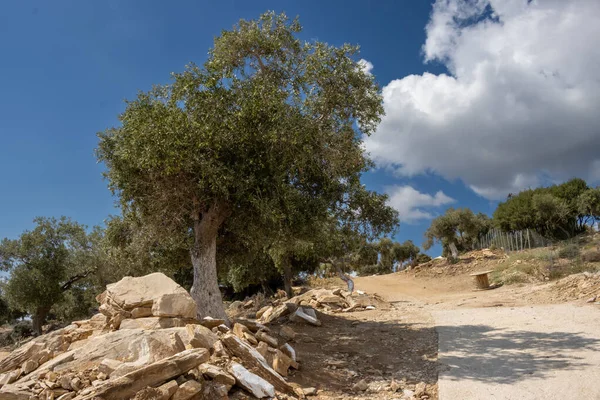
[283,309,439,393]
[436,324,600,384]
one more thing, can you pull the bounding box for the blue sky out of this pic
[2,1,599,257]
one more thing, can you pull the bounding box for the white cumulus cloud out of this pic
[365,0,600,200]
[386,185,455,223]
[358,59,374,75]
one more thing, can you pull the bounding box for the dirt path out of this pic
[351,272,600,400]
[287,298,438,399]
[434,304,600,399]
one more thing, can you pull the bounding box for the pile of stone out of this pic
[254,288,386,326]
[0,273,310,400]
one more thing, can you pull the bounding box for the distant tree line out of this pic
[422,178,600,257]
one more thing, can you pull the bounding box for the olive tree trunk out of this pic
[32,306,51,336]
[281,255,293,299]
[190,203,229,323]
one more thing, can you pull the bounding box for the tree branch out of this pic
[61,269,95,292]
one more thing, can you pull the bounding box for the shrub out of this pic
[582,250,600,263]
[11,321,33,342]
[558,244,580,259]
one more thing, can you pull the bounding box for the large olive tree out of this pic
[97,12,386,320]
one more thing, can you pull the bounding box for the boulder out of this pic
[98,359,123,377]
[222,334,295,395]
[152,293,196,319]
[272,350,298,377]
[185,325,218,350]
[256,306,271,320]
[0,341,45,374]
[74,348,209,400]
[234,319,269,333]
[200,317,225,330]
[243,332,259,346]
[279,326,296,341]
[228,362,275,399]
[157,380,179,399]
[102,273,188,309]
[171,380,203,400]
[232,323,251,339]
[261,303,296,324]
[119,317,190,330]
[290,307,321,326]
[198,363,235,387]
[131,307,153,319]
[255,331,278,348]
[280,343,297,362]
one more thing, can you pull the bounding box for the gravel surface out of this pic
[434,304,600,400]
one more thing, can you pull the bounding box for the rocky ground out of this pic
[1,245,599,400]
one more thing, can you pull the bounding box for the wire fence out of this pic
[475,228,553,252]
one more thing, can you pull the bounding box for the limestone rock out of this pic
[0,370,20,386]
[171,379,203,400]
[280,343,297,362]
[103,272,191,311]
[131,307,153,319]
[21,360,38,375]
[232,323,251,339]
[98,359,123,377]
[222,334,294,395]
[152,293,196,319]
[290,307,321,326]
[0,341,45,374]
[75,348,209,400]
[353,379,368,392]
[256,306,271,320]
[200,317,225,330]
[303,387,317,396]
[279,326,296,341]
[255,331,278,348]
[260,304,291,324]
[119,317,190,330]
[228,362,275,399]
[414,382,427,397]
[273,349,298,377]
[185,325,218,350]
[243,332,258,346]
[316,294,345,306]
[198,363,235,386]
[157,380,178,399]
[234,319,269,333]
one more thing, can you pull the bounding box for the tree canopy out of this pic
[0,217,102,335]
[494,178,596,239]
[96,12,395,319]
[423,208,492,256]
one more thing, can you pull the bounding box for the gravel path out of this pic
[433,304,600,400]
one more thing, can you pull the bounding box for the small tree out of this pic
[424,208,491,256]
[0,217,100,335]
[97,12,386,319]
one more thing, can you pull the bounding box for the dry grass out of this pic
[491,242,600,285]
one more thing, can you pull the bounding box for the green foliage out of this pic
[0,217,103,334]
[578,187,600,222]
[558,243,580,259]
[96,12,396,315]
[354,238,421,275]
[423,208,492,255]
[102,214,192,285]
[414,253,432,265]
[494,179,594,239]
[0,293,25,326]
